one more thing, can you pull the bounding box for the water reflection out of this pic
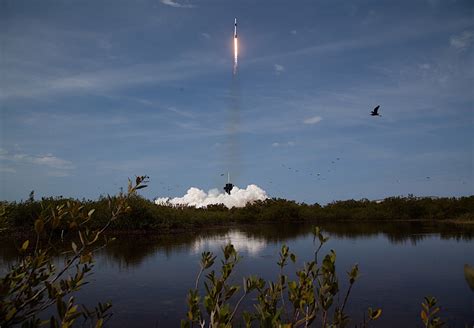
[318,221,474,245]
[102,221,472,267]
[0,221,472,327]
[1,222,472,269]
[191,230,267,256]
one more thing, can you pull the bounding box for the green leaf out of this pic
[370,308,382,320]
[290,253,297,263]
[421,310,428,323]
[71,241,78,253]
[21,240,29,251]
[6,307,17,321]
[95,318,104,328]
[34,219,44,234]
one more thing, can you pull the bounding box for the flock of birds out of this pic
[262,104,456,194]
[274,105,383,182]
[148,104,465,198]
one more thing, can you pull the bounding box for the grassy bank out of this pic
[1,195,473,233]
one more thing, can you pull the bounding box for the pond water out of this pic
[1,222,473,327]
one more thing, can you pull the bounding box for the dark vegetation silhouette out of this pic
[2,195,473,233]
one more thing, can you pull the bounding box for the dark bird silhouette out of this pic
[370,105,381,116]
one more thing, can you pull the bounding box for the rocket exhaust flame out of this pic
[234,38,238,67]
[233,18,238,75]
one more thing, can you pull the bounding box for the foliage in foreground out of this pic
[182,227,446,327]
[0,176,149,327]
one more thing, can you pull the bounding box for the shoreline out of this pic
[1,218,472,240]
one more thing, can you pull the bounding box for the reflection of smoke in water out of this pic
[192,231,266,257]
[155,184,267,209]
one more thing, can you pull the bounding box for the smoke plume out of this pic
[155,184,267,208]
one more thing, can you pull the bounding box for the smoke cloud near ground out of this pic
[155,184,268,208]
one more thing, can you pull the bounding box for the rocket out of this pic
[234,18,237,39]
[224,172,234,195]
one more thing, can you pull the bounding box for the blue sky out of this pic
[1,0,473,204]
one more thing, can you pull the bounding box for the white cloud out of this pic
[0,150,74,174]
[303,116,323,124]
[419,63,431,70]
[274,64,285,75]
[272,141,295,147]
[450,31,474,50]
[201,32,211,39]
[291,30,297,35]
[32,155,75,170]
[161,0,194,8]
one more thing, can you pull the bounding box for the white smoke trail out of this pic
[155,184,267,209]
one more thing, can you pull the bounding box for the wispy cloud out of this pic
[167,106,195,118]
[200,32,211,39]
[30,155,74,170]
[249,17,471,66]
[303,116,322,125]
[0,167,16,173]
[0,150,74,175]
[272,141,295,147]
[274,64,285,75]
[1,54,224,101]
[161,0,195,8]
[450,30,474,50]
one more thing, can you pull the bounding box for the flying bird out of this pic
[370,105,381,116]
